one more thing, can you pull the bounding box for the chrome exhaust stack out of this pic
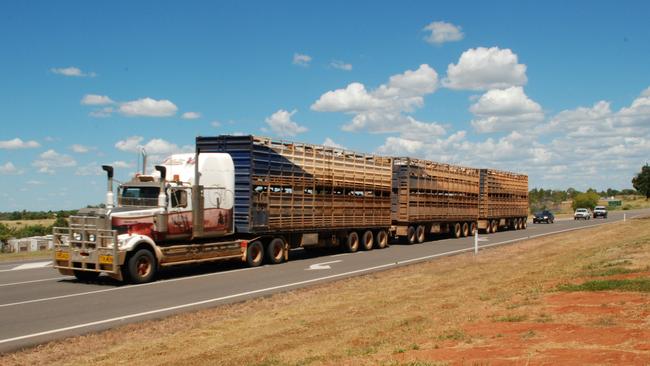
[101,165,114,209]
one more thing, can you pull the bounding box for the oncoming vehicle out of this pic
[574,208,591,220]
[533,210,554,224]
[593,205,608,219]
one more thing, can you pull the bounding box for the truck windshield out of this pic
[119,186,160,207]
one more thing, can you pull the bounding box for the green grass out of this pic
[557,278,650,292]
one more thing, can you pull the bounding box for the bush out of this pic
[572,191,600,210]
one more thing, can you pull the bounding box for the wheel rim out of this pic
[454,223,461,237]
[348,233,359,251]
[462,223,468,237]
[363,231,373,249]
[377,231,388,248]
[272,242,282,260]
[137,257,151,277]
[416,226,425,243]
[407,226,416,244]
[250,243,262,263]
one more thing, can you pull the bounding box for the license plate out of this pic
[99,255,113,264]
[55,251,70,260]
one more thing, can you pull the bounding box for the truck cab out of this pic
[53,152,241,283]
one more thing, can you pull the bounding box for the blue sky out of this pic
[1,1,649,211]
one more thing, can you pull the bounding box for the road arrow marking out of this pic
[306,260,342,270]
[11,261,52,271]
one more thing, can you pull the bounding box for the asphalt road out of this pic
[1,209,648,353]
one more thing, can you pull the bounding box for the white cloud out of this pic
[27,180,43,185]
[115,136,144,152]
[112,160,134,169]
[75,162,103,176]
[0,162,23,175]
[89,107,114,118]
[322,137,346,149]
[470,86,544,133]
[181,111,201,120]
[423,21,464,45]
[32,149,77,174]
[311,64,444,140]
[50,66,96,77]
[330,60,352,71]
[81,94,114,105]
[293,53,312,67]
[264,109,308,137]
[211,120,221,128]
[0,138,40,149]
[119,98,178,117]
[70,144,91,153]
[443,47,527,90]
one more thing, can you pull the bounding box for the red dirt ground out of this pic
[392,291,650,365]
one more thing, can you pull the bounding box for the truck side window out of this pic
[171,189,188,208]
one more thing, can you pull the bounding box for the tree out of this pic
[572,191,600,210]
[632,164,650,200]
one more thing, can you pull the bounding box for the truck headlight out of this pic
[88,234,96,242]
[73,232,82,241]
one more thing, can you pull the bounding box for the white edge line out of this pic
[0,277,74,288]
[0,213,642,345]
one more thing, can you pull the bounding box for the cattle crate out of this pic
[197,135,393,234]
[478,169,528,220]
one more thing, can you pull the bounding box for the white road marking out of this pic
[0,276,74,288]
[306,260,342,270]
[0,213,643,346]
[11,261,52,270]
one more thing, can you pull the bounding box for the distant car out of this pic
[593,205,608,219]
[533,210,555,224]
[574,208,591,220]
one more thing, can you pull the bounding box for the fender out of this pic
[118,234,163,263]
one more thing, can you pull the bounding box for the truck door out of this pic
[167,187,192,236]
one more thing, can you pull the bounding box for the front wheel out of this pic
[126,248,157,284]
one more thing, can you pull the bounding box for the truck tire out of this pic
[266,238,285,264]
[247,240,264,267]
[361,230,374,250]
[407,226,417,244]
[452,222,462,238]
[126,248,157,284]
[470,222,477,236]
[490,220,498,233]
[345,232,359,253]
[522,218,528,228]
[73,270,99,282]
[375,229,389,249]
[461,222,469,237]
[416,225,426,243]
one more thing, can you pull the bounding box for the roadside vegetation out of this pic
[2,216,649,365]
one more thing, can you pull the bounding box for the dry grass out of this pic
[0,219,56,229]
[2,217,650,366]
[0,250,52,262]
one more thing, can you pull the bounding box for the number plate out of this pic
[55,251,70,260]
[99,255,113,264]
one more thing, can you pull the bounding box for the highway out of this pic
[1,208,648,353]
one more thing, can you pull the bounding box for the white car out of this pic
[574,208,591,220]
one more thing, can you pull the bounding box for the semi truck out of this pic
[53,135,393,283]
[53,135,528,284]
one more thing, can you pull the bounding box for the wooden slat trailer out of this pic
[391,157,481,243]
[200,135,394,253]
[478,169,529,233]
